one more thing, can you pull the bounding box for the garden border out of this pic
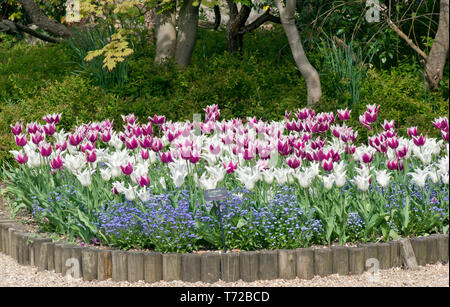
[0,212,448,283]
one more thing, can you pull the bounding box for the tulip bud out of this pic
[15,134,27,147]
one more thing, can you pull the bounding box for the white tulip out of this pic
[199,173,217,190]
[123,184,137,201]
[439,171,449,185]
[76,168,94,187]
[262,169,275,185]
[321,175,334,190]
[374,169,391,188]
[426,166,439,184]
[65,153,86,173]
[307,162,320,179]
[438,155,449,174]
[353,174,371,192]
[273,168,288,185]
[109,133,123,150]
[172,172,187,188]
[112,181,125,194]
[100,168,112,181]
[293,170,313,188]
[137,188,150,202]
[409,168,428,188]
[27,151,41,168]
[334,170,347,188]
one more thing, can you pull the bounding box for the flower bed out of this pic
[2,105,449,253]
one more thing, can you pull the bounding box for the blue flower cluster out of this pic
[96,186,325,252]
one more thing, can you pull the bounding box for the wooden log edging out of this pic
[0,215,448,283]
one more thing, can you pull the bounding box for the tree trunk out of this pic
[154,3,177,64]
[144,6,157,43]
[226,1,251,53]
[18,0,71,38]
[175,0,201,67]
[275,0,322,105]
[426,0,449,90]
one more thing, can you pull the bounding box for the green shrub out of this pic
[1,28,448,164]
[0,42,73,104]
[0,75,119,163]
[360,67,448,139]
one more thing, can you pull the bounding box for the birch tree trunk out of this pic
[275,0,322,105]
[426,0,449,90]
[154,2,177,64]
[175,0,201,67]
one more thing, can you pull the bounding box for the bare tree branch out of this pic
[238,9,281,35]
[385,15,428,60]
[0,19,62,43]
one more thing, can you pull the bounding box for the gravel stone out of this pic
[0,252,448,287]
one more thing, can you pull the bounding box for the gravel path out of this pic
[0,252,448,287]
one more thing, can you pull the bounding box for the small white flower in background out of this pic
[168,159,188,178]
[149,150,157,164]
[54,129,67,144]
[374,169,391,188]
[235,166,260,191]
[286,168,296,184]
[334,160,346,174]
[205,165,226,183]
[414,150,433,165]
[409,168,428,188]
[95,148,109,163]
[201,151,217,166]
[67,144,78,155]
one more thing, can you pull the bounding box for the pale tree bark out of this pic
[426,0,449,90]
[175,0,201,67]
[275,0,322,105]
[18,0,71,38]
[144,6,157,43]
[154,2,177,64]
